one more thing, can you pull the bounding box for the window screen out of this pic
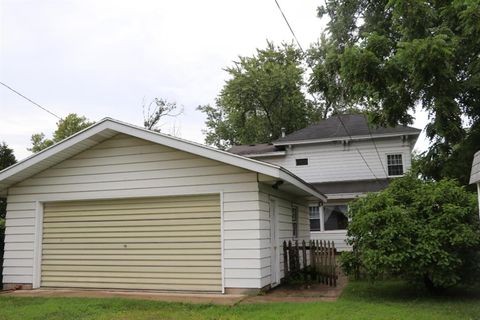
[387,154,404,176]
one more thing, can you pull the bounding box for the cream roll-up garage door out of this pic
[41,194,222,292]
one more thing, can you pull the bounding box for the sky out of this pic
[0,0,429,161]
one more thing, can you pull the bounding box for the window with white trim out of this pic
[387,154,404,176]
[309,205,348,232]
[292,206,299,238]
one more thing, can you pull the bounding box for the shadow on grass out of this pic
[341,279,480,304]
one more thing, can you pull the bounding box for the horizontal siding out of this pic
[4,134,265,290]
[311,231,350,251]
[41,195,222,292]
[260,137,414,183]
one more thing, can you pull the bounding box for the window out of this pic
[387,154,404,176]
[296,158,308,166]
[292,206,299,238]
[323,205,348,231]
[309,206,320,231]
[309,205,348,232]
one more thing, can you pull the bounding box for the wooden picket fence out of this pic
[283,240,337,287]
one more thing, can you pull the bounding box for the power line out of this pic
[274,0,304,52]
[0,81,62,120]
[273,0,388,187]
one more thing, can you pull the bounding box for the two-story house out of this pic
[229,114,421,250]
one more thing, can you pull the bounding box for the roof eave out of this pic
[273,131,421,146]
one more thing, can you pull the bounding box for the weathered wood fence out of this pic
[283,240,337,287]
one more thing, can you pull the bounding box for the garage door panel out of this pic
[41,281,221,292]
[42,237,221,244]
[43,230,220,238]
[41,194,222,292]
[43,248,221,255]
[43,211,220,222]
[42,242,221,250]
[43,218,220,228]
[42,271,220,279]
[43,224,219,233]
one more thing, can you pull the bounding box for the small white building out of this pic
[470,150,480,216]
[0,118,326,294]
[229,114,421,250]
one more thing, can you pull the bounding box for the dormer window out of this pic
[296,158,308,166]
[387,154,404,176]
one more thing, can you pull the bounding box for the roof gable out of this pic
[0,118,325,201]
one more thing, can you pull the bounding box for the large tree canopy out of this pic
[198,42,319,149]
[312,0,480,186]
[29,113,95,153]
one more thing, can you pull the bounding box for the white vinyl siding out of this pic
[261,137,413,183]
[3,134,266,289]
[41,195,221,292]
[258,185,309,287]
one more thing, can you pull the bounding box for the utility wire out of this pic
[0,81,62,120]
[273,0,388,187]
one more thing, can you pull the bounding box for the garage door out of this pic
[41,194,222,292]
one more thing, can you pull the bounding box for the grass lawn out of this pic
[1,280,480,320]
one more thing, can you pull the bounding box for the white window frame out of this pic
[386,153,404,177]
[309,203,348,233]
[292,205,299,238]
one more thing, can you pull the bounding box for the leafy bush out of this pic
[342,174,480,290]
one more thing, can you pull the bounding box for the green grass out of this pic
[1,280,480,320]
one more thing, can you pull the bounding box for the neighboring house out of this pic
[470,150,480,217]
[0,118,325,294]
[229,114,421,251]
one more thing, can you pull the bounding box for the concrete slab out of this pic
[2,289,245,306]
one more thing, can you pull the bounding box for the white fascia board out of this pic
[0,120,112,182]
[278,169,327,202]
[273,132,421,146]
[0,118,326,201]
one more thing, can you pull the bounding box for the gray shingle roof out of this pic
[274,114,421,144]
[228,143,282,156]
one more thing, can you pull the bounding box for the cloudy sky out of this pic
[0,0,428,160]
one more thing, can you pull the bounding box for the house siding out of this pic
[258,184,310,287]
[3,134,271,290]
[261,137,414,184]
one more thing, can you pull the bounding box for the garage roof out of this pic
[0,118,326,201]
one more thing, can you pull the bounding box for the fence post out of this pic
[302,240,307,280]
[332,242,337,287]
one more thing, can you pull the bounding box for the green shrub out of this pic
[343,174,480,291]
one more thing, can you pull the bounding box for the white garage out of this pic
[0,118,326,293]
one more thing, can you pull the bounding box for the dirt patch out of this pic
[242,272,348,303]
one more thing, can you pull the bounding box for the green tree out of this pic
[198,42,319,149]
[0,142,16,284]
[312,0,480,185]
[29,114,95,153]
[342,174,480,290]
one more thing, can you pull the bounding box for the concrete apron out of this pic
[1,289,246,306]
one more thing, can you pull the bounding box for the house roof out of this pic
[228,144,285,157]
[0,118,326,201]
[274,114,421,145]
[470,150,480,184]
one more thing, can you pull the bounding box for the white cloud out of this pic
[0,0,428,161]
